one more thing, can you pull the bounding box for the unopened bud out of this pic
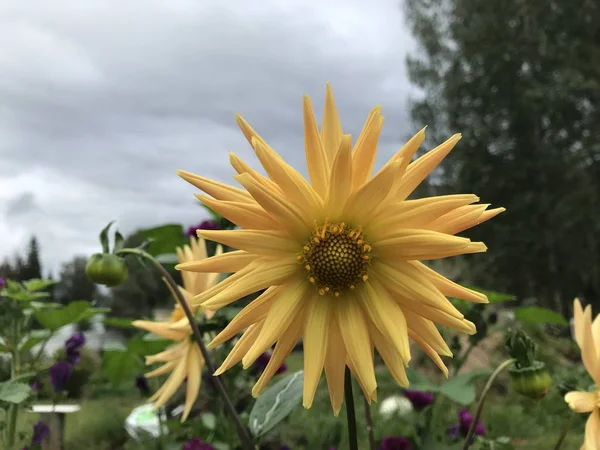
[509,361,552,400]
[85,253,128,287]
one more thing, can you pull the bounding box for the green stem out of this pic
[363,395,376,450]
[462,358,515,450]
[553,410,578,450]
[344,367,359,450]
[453,343,475,375]
[31,337,52,366]
[116,249,254,450]
[6,322,22,449]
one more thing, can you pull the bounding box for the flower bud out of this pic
[85,253,128,287]
[509,360,552,400]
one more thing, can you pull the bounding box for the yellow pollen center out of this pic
[299,221,371,296]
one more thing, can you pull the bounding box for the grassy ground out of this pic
[15,348,585,449]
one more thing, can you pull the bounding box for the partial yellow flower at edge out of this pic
[176,83,504,416]
[565,298,600,449]
[132,237,221,422]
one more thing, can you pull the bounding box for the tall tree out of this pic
[405,0,600,314]
[54,256,99,305]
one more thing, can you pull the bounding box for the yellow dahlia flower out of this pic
[176,84,504,415]
[565,298,600,449]
[132,237,221,421]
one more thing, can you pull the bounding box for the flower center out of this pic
[171,306,185,323]
[298,221,371,296]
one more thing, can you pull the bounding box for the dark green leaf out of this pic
[515,306,569,326]
[0,381,31,404]
[113,230,125,253]
[128,336,171,355]
[23,279,56,292]
[29,301,62,309]
[100,221,116,254]
[102,350,144,386]
[438,369,493,405]
[249,370,304,437]
[103,317,136,328]
[20,329,52,351]
[34,301,90,330]
[78,307,111,321]
[138,224,187,257]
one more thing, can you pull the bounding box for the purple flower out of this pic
[31,421,50,445]
[403,389,434,410]
[280,446,291,450]
[380,436,412,450]
[30,381,38,392]
[135,375,150,395]
[0,277,6,289]
[254,352,287,374]
[182,438,214,450]
[448,408,486,438]
[186,220,219,237]
[65,333,86,353]
[49,361,72,392]
[66,349,80,364]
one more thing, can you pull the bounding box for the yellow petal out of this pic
[196,229,299,257]
[581,306,600,385]
[574,298,585,348]
[252,138,324,219]
[177,170,252,203]
[196,195,280,230]
[252,317,303,397]
[357,280,410,363]
[351,106,383,190]
[153,357,188,410]
[396,134,461,201]
[565,391,597,413]
[403,309,452,356]
[585,408,600,450]
[242,280,308,367]
[429,204,505,235]
[372,261,464,317]
[199,258,299,309]
[373,229,471,260]
[408,329,449,378]
[324,134,353,220]
[321,82,344,165]
[413,261,488,303]
[133,320,188,342]
[235,173,310,240]
[182,345,203,422]
[145,361,178,378]
[229,152,282,195]
[369,322,409,387]
[302,294,332,408]
[303,95,329,197]
[214,321,264,375]
[337,295,377,399]
[209,286,282,347]
[146,342,187,364]
[382,127,426,173]
[324,312,347,416]
[176,250,258,274]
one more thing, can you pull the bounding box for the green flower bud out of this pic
[509,361,552,400]
[85,253,128,287]
[506,329,536,368]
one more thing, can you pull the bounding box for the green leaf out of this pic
[103,317,136,328]
[248,370,304,437]
[515,306,569,326]
[23,279,56,292]
[102,349,144,386]
[34,301,90,330]
[20,329,52,351]
[211,443,230,450]
[113,230,125,253]
[128,336,171,355]
[138,224,187,257]
[0,381,31,404]
[438,369,492,405]
[100,221,116,254]
[201,412,216,430]
[464,285,516,303]
[155,253,179,264]
[78,307,111,321]
[29,301,62,309]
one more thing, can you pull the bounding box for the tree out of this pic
[0,236,42,282]
[405,0,600,315]
[53,256,100,305]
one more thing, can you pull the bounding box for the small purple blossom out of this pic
[30,381,38,392]
[380,436,412,450]
[187,220,219,237]
[254,352,287,374]
[447,408,486,438]
[65,332,86,352]
[0,277,6,289]
[403,389,434,410]
[135,375,150,395]
[66,350,80,364]
[49,361,72,392]
[31,421,50,445]
[182,438,214,450]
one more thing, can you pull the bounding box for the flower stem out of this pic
[462,358,515,450]
[6,321,21,448]
[363,395,376,450]
[553,410,578,450]
[117,249,255,450]
[344,367,359,450]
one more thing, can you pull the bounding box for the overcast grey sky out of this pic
[0,0,419,275]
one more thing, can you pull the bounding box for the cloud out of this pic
[0,0,418,274]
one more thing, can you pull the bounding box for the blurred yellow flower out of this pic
[133,237,221,422]
[565,298,600,449]
[177,84,503,415]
